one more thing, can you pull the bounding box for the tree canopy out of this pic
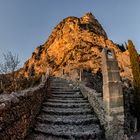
[127,40,140,128]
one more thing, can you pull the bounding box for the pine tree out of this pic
[127,40,140,128]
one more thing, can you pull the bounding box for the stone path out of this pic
[26,77,105,140]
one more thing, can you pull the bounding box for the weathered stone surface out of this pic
[26,77,105,140]
[101,48,125,140]
[19,12,132,81]
[0,79,48,140]
[79,83,106,126]
[79,82,128,140]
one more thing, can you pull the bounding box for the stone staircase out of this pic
[26,77,105,140]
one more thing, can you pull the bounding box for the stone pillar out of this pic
[45,68,50,79]
[41,74,46,82]
[79,68,83,81]
[0,80,2,89]
[61,69,64,76]
[102,48,125,140]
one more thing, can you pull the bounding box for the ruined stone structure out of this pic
[102,48,125,140]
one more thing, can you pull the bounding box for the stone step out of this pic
[36,113,99,125]
[46,98,87,102]
[49,81,70,84]
[49,88,79,92]
[49,78,69,81]
[46,98,88,103]
[49,95,84,100]
[50,87,72,89]
[41,106,93,115]
[49,82,70,84]
[50,94,83,98]
[50,80,71,82]
[50,82,72,85]
[50,87,72,90]
[47,91,79,94]
[49,78,67,80]
[50,83,74,86]
[26,133,67,140]
[50,83,71,86]
[43,102,90,108]
[48,90,80,93]
[34,122,103,139]
[48,96,85,100]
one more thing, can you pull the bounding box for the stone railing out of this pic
[79,84,106,126]
[79,83,127,140]
[0,76,49,140]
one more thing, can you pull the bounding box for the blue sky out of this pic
[0,0,140,66]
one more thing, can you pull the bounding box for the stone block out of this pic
[102,48,124,140]
[106,60,119,71]
[103,82,123,98]
[104,96,124,109]
[103,71,121,83]
[110,107,124,115]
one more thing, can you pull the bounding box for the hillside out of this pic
[19,12,132,82]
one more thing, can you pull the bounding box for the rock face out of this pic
[20,12,132,80]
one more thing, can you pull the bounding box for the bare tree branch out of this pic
[0,51,20,74]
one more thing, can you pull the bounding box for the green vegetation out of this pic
[127,40,140,128]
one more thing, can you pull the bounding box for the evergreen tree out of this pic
[127,40,140,128]
[117,44,126,52]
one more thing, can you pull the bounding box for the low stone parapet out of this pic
[79,83,106,126]
[0,79,48,140]
[79,83,127,140]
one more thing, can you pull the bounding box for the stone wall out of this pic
[79,83,129,140]
[79,83,106,126]
[0,78,48,140]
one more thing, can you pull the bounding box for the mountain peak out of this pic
[79,12,107,38]
[20,13,132,81]
[82,12,96,21]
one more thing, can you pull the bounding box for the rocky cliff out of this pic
[19,12,132,81]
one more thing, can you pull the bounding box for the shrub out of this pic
[127,40,140,128]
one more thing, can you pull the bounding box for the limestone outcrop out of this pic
[20,12,132,80]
